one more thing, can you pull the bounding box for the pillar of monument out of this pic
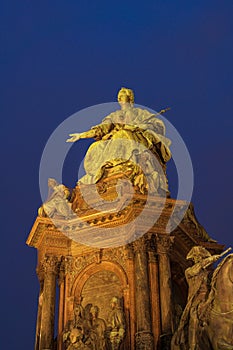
[156,234,174,348]
[39,255,58,350]
[148,250,161,349]
[133,238,154,350]
[35,266,44,350]
[57,259,65,350]
[57,256,73,350]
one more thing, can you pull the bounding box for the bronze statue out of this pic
[201,252,233,349]
[171,246,232,350]
[66,87,171,194]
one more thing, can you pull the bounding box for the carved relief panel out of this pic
[63,263,129,350]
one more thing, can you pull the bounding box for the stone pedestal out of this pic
[27,179,224,350]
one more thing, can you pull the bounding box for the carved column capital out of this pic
[63,255,74,273]
[59,255,73,279]
[147,236,157,263]
[133,237,147,253]
[156,234,174,255]
[59,256,75,285]
[135,331,154,349]
[42,255,59,275]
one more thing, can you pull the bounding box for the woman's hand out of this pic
[66,133,81,142]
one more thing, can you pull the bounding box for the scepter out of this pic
[146,107,171,122]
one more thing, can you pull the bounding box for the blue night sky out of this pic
[1,1,233,348]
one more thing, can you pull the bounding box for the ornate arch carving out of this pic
[71,260,128,299]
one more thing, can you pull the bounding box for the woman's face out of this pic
[118,93,130,105]
[48,178,57,188]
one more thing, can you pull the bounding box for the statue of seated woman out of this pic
[67,87,171,194]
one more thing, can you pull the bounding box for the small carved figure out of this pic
[38,178,73,218]
[66,327,89,350]
[66,88,171,194]
[107,297,126,350]
[73,304,85,329]
[171,246,231,350]
[63,304,87,349]
[82,303,93,340]
[90,305,106,350]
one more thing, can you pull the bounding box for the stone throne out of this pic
[27,88,224,350]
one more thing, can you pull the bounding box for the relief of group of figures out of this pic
[63,296,125,350]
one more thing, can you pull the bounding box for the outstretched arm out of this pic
[186,247,232,279]
[66,119,115,143]
[66,129,97,142]
[202,247,232,269]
